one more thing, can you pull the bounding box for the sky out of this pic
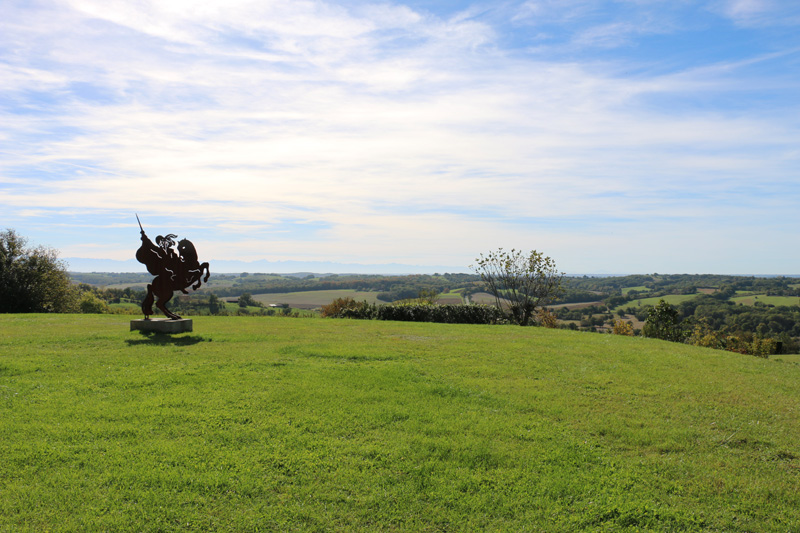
[1,0,799,274]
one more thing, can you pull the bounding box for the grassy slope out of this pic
[1,315,799,531]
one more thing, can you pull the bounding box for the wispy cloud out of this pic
[1,0,799,273]
[713,0,800,26]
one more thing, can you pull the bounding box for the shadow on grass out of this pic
[126,331,209,346]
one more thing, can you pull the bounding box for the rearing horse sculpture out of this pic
[135,216,210,320]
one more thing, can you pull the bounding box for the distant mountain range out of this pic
[64,257,470,275]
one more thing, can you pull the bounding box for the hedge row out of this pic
[376,303,506,324]
[326,298,506,325]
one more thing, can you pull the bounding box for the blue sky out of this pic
[1,0,799,274]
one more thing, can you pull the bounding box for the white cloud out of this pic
[713,0,800,26]
[720,0,771,19]
[1,0,799,272]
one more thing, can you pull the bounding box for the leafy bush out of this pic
[680,317,778,358]
[377,303,505,325]
[322,297,377,319]
[323,297,504,325]
[686,319,724,349]
[340,301,378,320]
[643,300,686,342]
[79,293,110,314]
[724,334,777,358]
[321,297,359,318]
[238,292,260,308]
[612,319,634,336]
[537,308,559,328]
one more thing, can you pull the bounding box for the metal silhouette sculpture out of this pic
[135,215,210,320]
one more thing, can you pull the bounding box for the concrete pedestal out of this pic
[130,318,193,333]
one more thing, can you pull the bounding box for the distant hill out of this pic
[63,257,468,275]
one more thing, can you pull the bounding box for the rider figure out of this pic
[155,234,180,282]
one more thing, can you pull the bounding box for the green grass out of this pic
[617,294,698,310]
[772,353,800,364]
[108,302,140,312]
[621,286,651,295]
[730,295,800,307]
[2,315,800,531]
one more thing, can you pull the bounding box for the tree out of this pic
[208,293,222,314]
[417,288,440,305]
[79,292,110,314]
[238,292,260,308]
[642,299,685,342]
[612,319,635,336]
[471,248,564,326]
[0,229,77,313]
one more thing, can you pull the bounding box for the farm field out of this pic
[249,290,384,309]
[105,282,149,290]
[2,315,799,531]
[548,300,604,310]
[730,295,800,307]
[467,291,500,305]
[615,294,698,310]
[436,290,465,305]
[621,285,651,295]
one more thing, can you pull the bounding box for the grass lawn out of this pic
[108,302,140,313]
[1,315,799,531]
[773,353,800,364]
